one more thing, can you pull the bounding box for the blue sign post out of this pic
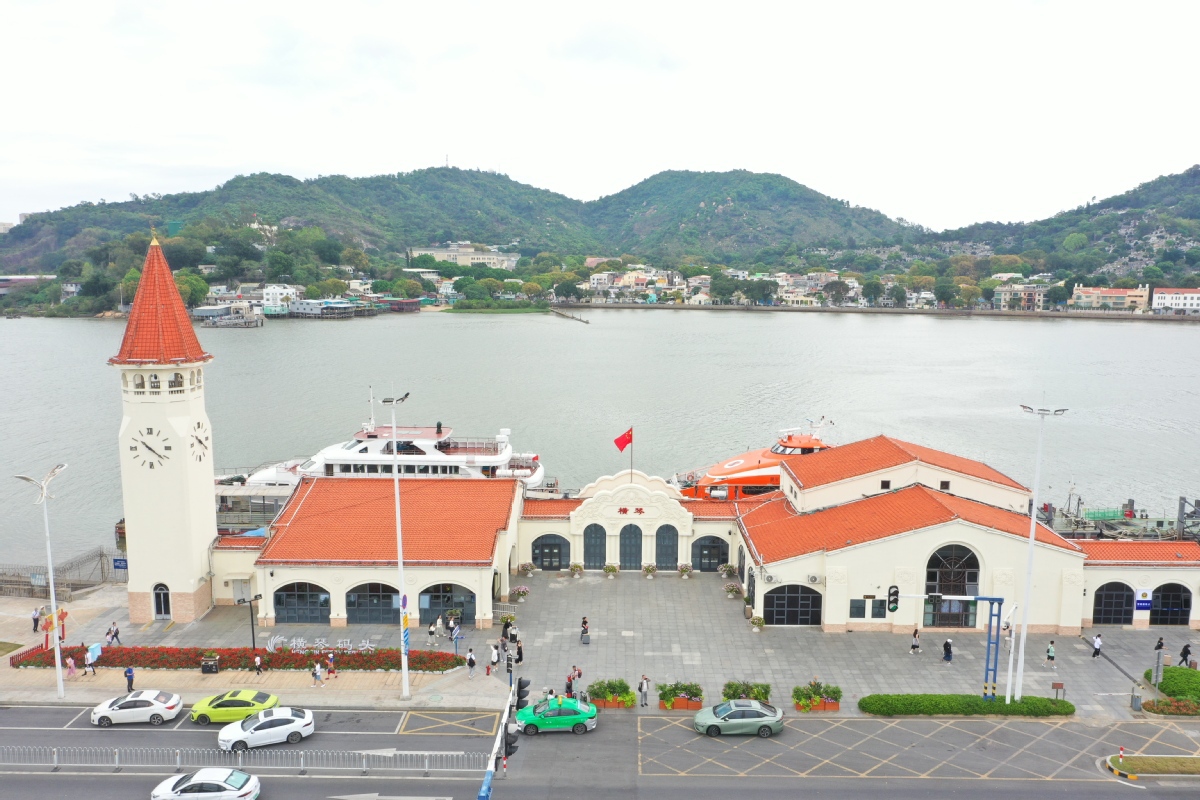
[113,558,128,570]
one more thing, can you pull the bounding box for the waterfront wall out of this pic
[565,303,1200,323]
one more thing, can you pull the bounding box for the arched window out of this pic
[1092,582,1134,625]
[619,524,642,570]
[169,372,183,389]
[420,583,476,626]
[655,525,679,570]
[1151,584,1192,626]
[148,373,160,390]
[121,373,128,387]
[196,369,203,386]
[273,582,331,624]
[531,534,569,570]
[583,524,606,569]
[189,371,195,386]
[691,536,728,572]
[153,584,171,620]
[133,375,145,390]
[346,583,400,624]
[764,585,822,625]
[924,545,979,627]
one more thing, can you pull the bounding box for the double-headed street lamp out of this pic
[1011,405,1067,703]
[14,464,68,700]
[382,391,412,700]
[236,594,263,650]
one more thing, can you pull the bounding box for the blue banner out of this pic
[113,558,128,570]
[1136,599,1152,611]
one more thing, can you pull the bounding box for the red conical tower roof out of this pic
[109,236,212,365]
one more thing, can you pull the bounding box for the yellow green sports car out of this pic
[190,690,279,725]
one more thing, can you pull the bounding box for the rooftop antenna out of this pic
[366,386,376,432]
[445,154,449,168]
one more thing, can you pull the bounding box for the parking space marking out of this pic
[394,712,408,735]
[399,712,498,737]
[61,709,88,729]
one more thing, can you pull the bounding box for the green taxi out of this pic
[515,697,598,735]
[692,699,784,738]
[190,690,279,725]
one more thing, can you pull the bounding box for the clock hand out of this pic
[140,440,167,460]
[193,435,209,450]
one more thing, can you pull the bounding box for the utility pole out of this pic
[15,464,68,700]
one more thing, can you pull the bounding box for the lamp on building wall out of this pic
[14,464,68,700]
[382,390,412,700]
[1011,405,1067,704]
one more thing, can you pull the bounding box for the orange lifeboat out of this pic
[674,424,834,500]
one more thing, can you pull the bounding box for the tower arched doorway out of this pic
[532,534,569,570]
[692,536,728,572]
[153,584,171,620]
[1092,582,1134,625]
[923,545,979,627]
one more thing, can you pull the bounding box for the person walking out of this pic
[84,650,96,676]
[910,629,921,654]
[427,622,438,647]
[1092,634,1102,659]
[488,644,500,676]
[436,615,444,638]
[565,673,574,698]
[466,648,477,679]
[124,666,134,692]
[638,675,650,708]
[499,635,508,656]
[66,656,77,678]
[1042,641,1056,669]
[311,661,326,688]
[254,654,262,675]
[327,652,337,679]
[31,608,40,634]
[580,617,589,644]
[515,640,524,666]
[110,623,121,645]
[1181,643,1193,668]
[502,618,512,642]
[942,639,953,666]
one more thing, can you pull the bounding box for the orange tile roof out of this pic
[782,436,1027,491]
[521,499,584,518]
[1076,540,1200,565]
[109,239,212,365]
[214,536,266,550]
[258,477,519,566]
[738,485,1075,563]
[685,499,743,518]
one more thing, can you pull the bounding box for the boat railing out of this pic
[215,511,278,528]
[509,455,539,469]
[436,438,502,455]
[670,467,710,487]
[214,458,308,479]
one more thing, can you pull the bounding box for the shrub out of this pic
[603,564,619,574]
[569,563,584,575]
[678,563,693,575]
[498,613,517,625]
[793,679,843,705]
[519,562,535,573]
[643,564,657,574]
[857,694,1074,717]
[656,680,703,706]
[717,564,736,578]
[723,582,742,596]
[23,645,463,673]
[749,616,765,627]
[722,680,771,702]
[1144,666,1200,699]
[510,585,530,598]
[1142,697,1200,715]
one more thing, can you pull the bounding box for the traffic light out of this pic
[515,678,531,710]
[504,729,520,757]
[506,653,513,674]
[887,585,899,613]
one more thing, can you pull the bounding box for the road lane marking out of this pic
[394,712,408,734]
[61,709,88,728]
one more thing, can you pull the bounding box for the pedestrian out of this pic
[580,616,589,644]
[515,640,524,666]
[1042,641,1056,669]
[436,614,444,638]
[565,674,574,698]
[572,665,582,683]
[502,618,512,642]
[910,629,921,654]
[327,652,337,679]
[488,644,499,675]
[311,661,325,688]
[638,674,650,707]
[124,665,134,692]
[1092,634,1102,659]
[254,654,262,675]
[428,622,437,647]
[110,623,121,645]
[84,650,96,676]
[1181,643,1193,668]
[66,656,77,678]
[467,648,477,679]
[105,630,114,648]
[31,608,40,633]
[942,639,953,666]
[1155,637,1165,652]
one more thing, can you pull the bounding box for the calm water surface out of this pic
[1,310,1198,563]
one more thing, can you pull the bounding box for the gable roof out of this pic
[737,484,1075,564]
[782,435,1027,492]
[110,238,212,365]
[1076,540,1200,566]
[258,477,519,566]
[521,499,584,518]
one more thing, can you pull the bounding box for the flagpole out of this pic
[630,429,633,482]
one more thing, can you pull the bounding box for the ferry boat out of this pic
[241,421,546,489]
[671,421,835,500]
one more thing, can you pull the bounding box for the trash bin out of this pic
[1131,693,1143,711]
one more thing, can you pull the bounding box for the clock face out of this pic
[128,427,172,470]
[190,421,211,462]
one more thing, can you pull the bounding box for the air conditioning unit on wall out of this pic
[807,574,822,584]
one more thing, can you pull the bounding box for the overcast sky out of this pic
[2,1,1198,232]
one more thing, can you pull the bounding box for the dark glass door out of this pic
[619,525,642,570]
[583,524,606,569]
[655,525,678,570]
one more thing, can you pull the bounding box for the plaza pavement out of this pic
[0,575,1187,719]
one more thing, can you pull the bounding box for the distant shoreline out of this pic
[553,303,1200,324]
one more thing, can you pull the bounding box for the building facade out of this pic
[409,245,519,271]
[1069,285,1150,311]
[1152,287,1200,315]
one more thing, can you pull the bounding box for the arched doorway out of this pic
[1151,584,1192,626]
[655,525,679,570]
[153,584,171,620]
[420,583,476,626]
[619,524,642,570]
[1092,582,1134,625]
[346,583,400,624]
[923,545,979,627]
[273,582,331,624]
[532,534,569,570]
[764,585,822,625]
[692,536,728,572]
[583,524,606,569]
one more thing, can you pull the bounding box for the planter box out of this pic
[795,700,841,712]
[200,658,220,675]
[744,606,754,619]
[659,700,687,711]
[687,699,703,710]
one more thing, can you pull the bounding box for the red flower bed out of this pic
[20,645,463,673]
[1142,698,1200,716]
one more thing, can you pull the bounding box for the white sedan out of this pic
[90,691,182,727]
[218,707,314,751]
[151,768,261,800]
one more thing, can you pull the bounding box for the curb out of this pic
[1106,758,1139,780]
[0,697,505,713]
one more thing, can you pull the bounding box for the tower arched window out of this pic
[133,375,145,390]
[196,370,203,386]
[148,373,160,390]
[121,373,128,388]
[189,371,195,386]
[169,372,183,389]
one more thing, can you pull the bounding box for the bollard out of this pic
[299,751,305,775]
[114,748,120,772]
[52,747,58,772]
[362,754,369,775]
[237,750,243,769]
[502,754,507,778]
[1120,746,1124,765]
[175,749,181,772]
[424,753,430,777]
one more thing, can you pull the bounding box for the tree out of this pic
[453,276,476,293]
[312,238,343,264]
[174,272,210,307]
[341,248,369,270]
[554,281,581,300]
[910,275,935,292]
[476,278,504,296]
[314,278,348,298]
[959,285,982,306]
[1046,285,1069,306]
[265,250,296,282]
[862,280,884,305]
[933,278,958,306]
[887,285,907,308]
[521,282,542,297]
[823,280,850,305]
[463,283,490,301]
[1062,233,1089,252]
[1142,264,1164,281]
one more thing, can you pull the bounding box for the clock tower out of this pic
[110,236,217,624]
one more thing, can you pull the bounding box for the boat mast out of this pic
[367,385,376,432]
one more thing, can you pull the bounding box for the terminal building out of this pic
[112,241,1200,632]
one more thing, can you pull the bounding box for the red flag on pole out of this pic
[613,427,633,452]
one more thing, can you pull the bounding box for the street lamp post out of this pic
[237,594,263,651]
[15,464,68,700]
[382,392,412,700]
[1011,405,1067,703]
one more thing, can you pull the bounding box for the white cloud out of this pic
[1,0,1197,231]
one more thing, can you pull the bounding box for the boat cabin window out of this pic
[403,465,416,474]
[339,464,352,473]
[366,464,379,474]
[449,466,459,475]
[341,441,359,450]
[381,464,392,474]
[352,464,366,473]
[325,464,334,476]
[800,448,814,455]
[300,460,316,470]
[418,465,430,474]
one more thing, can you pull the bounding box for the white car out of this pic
[218,706,314,751]
[90,690,182,727]
[151,768,261,800]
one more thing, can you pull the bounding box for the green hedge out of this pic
[722,680,771,703]
[858,694,1074,717]
[586,678,631,700]
[1144,666,1200,699]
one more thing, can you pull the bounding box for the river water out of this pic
[1,310,1198,563]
